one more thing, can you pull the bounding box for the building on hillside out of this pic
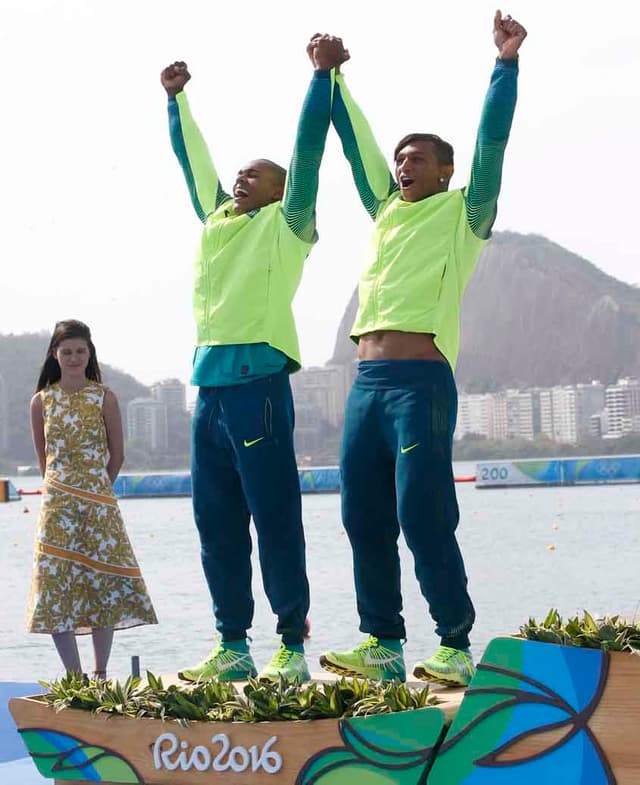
[508,389,539,440]
[575,382,606,440]
[590,409,608,438]
[542,382,605,444]
[292,394,325,457]
[151,378,188,443]
[151,378,186,412]
[489,389,538,440]
[603,377,640,438]
[455,394,491,440]
[290,363,357,460]
[126,398,168,452]
[290,365,351,428]
[551,386,577,443]
[539,388,554,440]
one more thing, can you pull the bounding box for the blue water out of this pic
[1,469,639,681]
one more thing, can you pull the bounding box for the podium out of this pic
[10,640,640,784]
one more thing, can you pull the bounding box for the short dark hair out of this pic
[393,133,454,167]
[256,159,287,188]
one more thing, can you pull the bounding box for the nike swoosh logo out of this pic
[400,442,420,454]
[243,437,265,448]
[363,654,401,666]
[216,655,252,673]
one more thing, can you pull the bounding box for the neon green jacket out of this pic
[168,71,333,371]
[332,59,519,368]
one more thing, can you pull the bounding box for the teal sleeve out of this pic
[168,92,231,222]
[331,75,399,220]
[282,70,333,243]
[465,58,519,239]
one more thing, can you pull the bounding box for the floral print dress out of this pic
[27,382,157,634]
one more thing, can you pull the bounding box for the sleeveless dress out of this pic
[27,382,158,635]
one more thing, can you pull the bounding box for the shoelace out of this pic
[355,636,406,652]
[355,636,380,651]
[432,647,462,663]
[205,645,224,664]
[270,646,294,667]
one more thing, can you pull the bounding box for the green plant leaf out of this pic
[520,609,640,652]
[40,671,438,723]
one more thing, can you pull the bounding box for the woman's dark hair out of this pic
[393,133,454,166]
[36,320,102,391]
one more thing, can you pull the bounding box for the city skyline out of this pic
[291,367,640,447]
[2,370,639,468]
[117,370,640,448]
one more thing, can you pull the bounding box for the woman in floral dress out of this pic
[28,320,157,678]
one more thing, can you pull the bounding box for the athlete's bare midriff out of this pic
[357,331,448,362]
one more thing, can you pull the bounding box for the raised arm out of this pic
[332,77,398,220]
[465,12,527,239]
[308,37,397,221]
[281,36,343,243]
[161,61,231,223]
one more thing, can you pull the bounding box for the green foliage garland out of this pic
[41,672,437,724]
[520,608,640,652]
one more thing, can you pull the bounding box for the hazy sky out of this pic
[1,0,638,389]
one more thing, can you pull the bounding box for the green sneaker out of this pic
[178,642,257,683]
[319,636,406,681]
[412,646,475,687]
[258,644,310,684]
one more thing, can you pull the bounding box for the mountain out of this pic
[328,232,640,391]
[0,332,149,462]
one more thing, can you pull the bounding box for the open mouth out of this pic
[233,186,249,199]
[399,176,414,188]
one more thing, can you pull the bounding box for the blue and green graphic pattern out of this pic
[296,708,445,784]
[20,728,141,782]
[429,637,612,785]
